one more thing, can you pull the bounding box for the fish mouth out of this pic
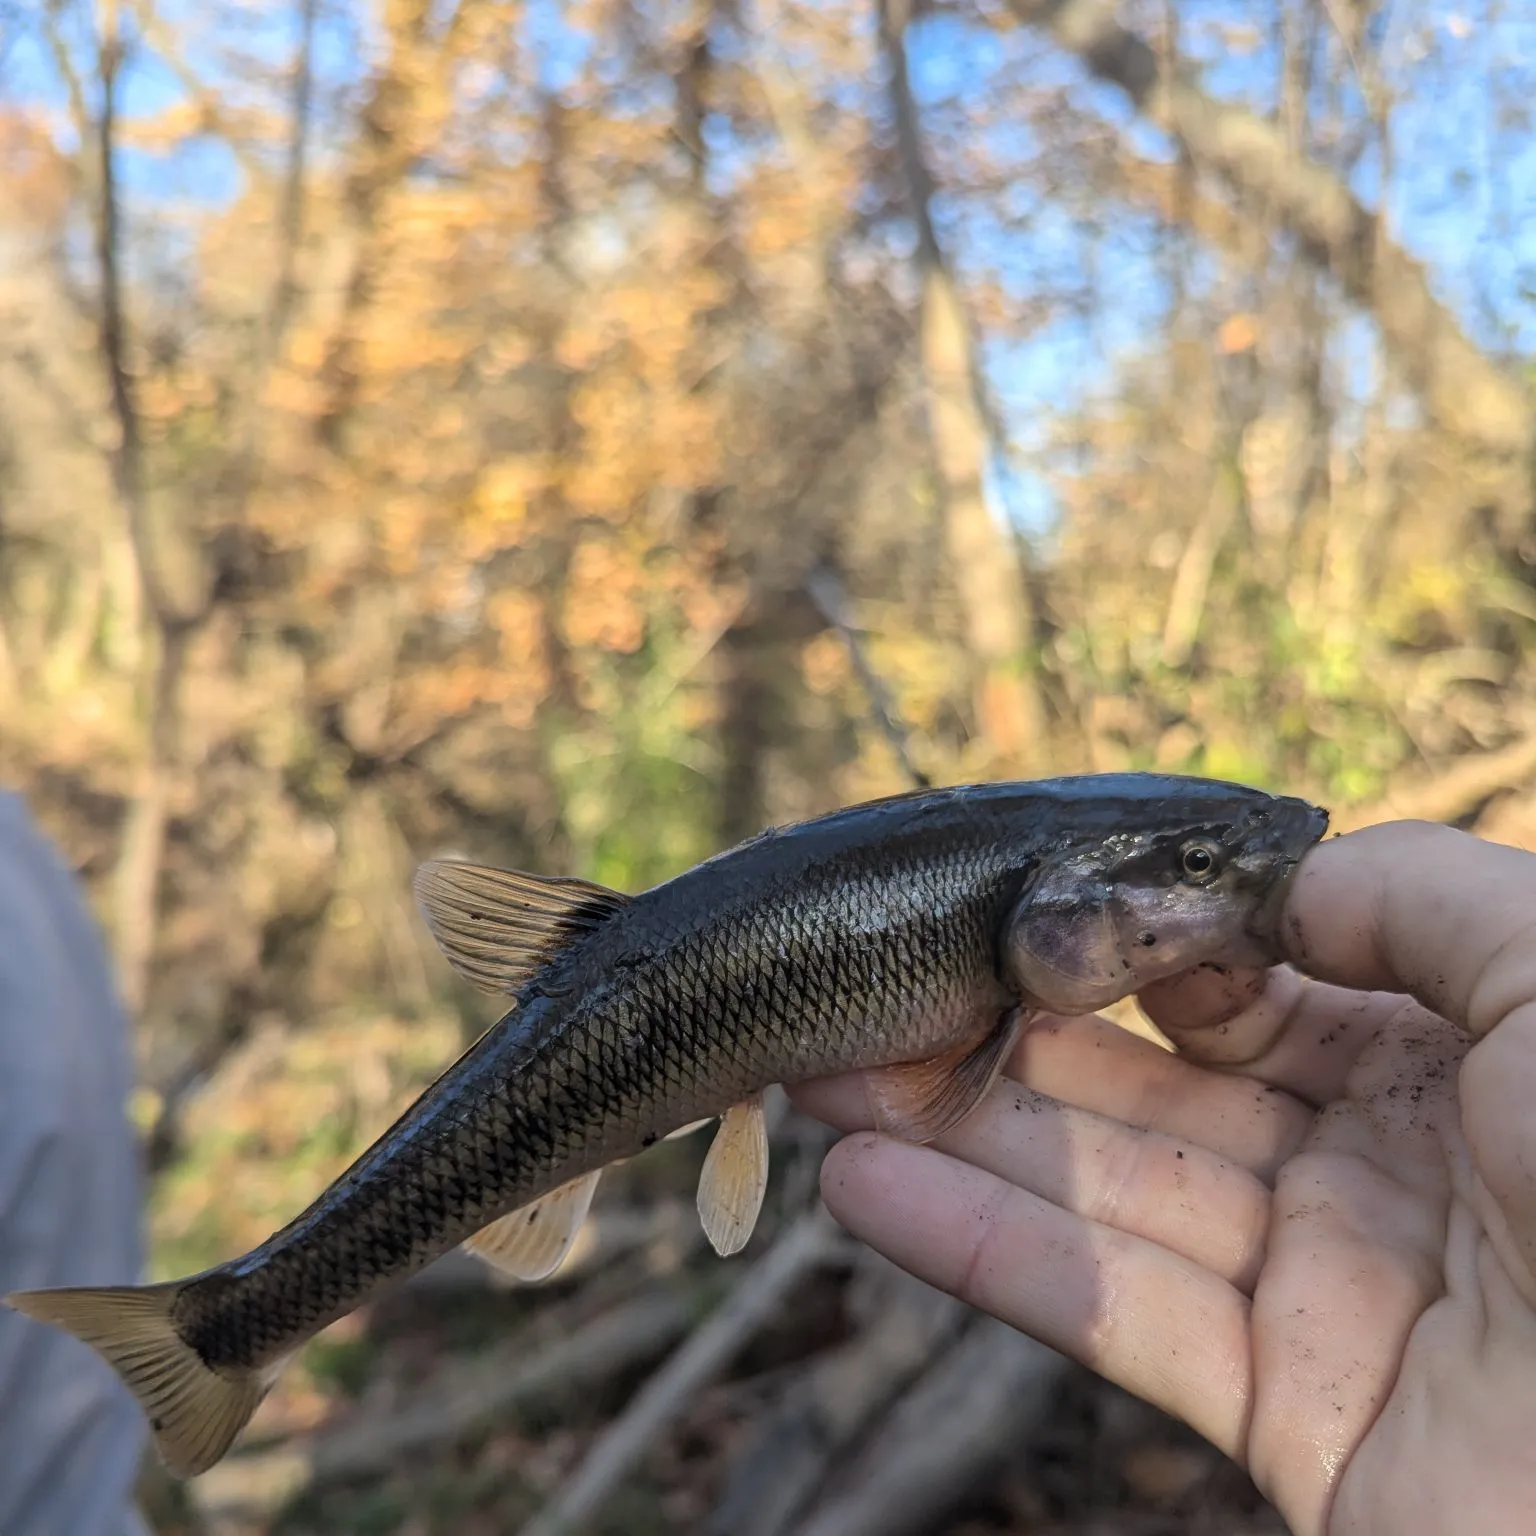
[1241,797,1330,957]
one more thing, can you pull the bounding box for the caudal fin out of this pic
[4,1283,270,1477]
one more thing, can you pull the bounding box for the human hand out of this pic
[787,822,1536,1535]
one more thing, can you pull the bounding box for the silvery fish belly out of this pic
[4,771,1328,1476]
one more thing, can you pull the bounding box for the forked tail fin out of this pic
[4,1282,270,1477]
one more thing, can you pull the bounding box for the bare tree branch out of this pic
[804,566,930,789]
[1339,733,1536,833]
[41,4,95,197]
[91,0,210,1016]
[212,0,318,518]
[266,0,317,359]
[1002,0,1532,456]
[1160,462,1240,669]
[95,2,156,616]
[127,0,263,180]
[90,0,210,631]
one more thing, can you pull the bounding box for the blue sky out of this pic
[900,0,1536,527]
[5,0,1531,538]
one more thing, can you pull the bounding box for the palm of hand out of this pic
[1256,999,1536,1535]
[791,825,1536,1536]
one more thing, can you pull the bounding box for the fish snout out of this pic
[1236,793,1330,954]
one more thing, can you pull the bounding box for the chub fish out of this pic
[5,772,1327,1475]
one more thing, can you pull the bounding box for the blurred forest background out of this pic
[1,0,1534,1531]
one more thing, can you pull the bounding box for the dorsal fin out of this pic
[413,860,630,995]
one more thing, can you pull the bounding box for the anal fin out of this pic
[464,1170,602,1283]
[697,1095,769,1257]
[864,1007,1023,1144]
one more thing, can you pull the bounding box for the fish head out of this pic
[1004,781,1328,1016]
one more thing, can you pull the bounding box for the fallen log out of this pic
[520,1204,848,1536]
[794,1316,1071,1536]
[187,1284,697,1524]
[706,1254,966,1536]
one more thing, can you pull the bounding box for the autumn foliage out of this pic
[1,0,1533,1528]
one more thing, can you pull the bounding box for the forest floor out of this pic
[144,1251,1288,1536]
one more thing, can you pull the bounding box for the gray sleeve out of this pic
[0,794,152,1536]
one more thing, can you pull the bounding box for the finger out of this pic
[1460,1013,1536,1286]
[961,1085,1273,1291]
[789,1013,1314,1182]
[801,1067,1272,1289]
[819,1133,1255,1461]
[1010,1014,1314,1181]
[1278,822,1536,1277]
[1139,963,1452,1109]
[1279,820,1536,1040]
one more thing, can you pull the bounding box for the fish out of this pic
[3,772,1327,1477]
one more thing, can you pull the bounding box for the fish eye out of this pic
[1178,839,1223,884]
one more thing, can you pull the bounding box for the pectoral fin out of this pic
[697,1095,769,1257]
[863,1008,1023,1144]
[414,860,630,996]
[463,1170,603,1283]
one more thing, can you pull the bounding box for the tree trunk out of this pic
[93,3,208,1016]
[881,0,1047,769]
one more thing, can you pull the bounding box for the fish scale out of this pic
[4,773,1327,1478]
